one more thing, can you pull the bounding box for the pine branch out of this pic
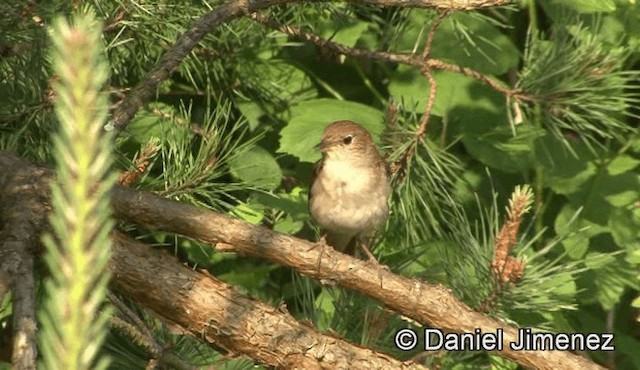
[0,164,49,368]
[110,232,427,369]
[105,0,512,131]
[0,151,605,370]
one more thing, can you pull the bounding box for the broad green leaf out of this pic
[566,171,639,224]
[488,355,518,370]
[217,263,278,291]
[387,65,429,110]
[236,102,264,131]
[229,146,282,190]
[393,11,519,75]
[535,135,597,195]
[592,256,638,310]
[314,289,336,331]
[555,205,607,259]
[388,69,506,118]
[279,99,384,162]
[127,103,174,143]
[231,203,264,224]
[607,155,640,175]
[319,19,369,47]
[550,0,616,13]
[390,69,539,173]
[431,13,520,75]
[273,215,304,234]
[538,270,577,299]
[608,207,640,253]
[433,71,506,114]
[459,121,545,173]
[390,69,530,172]
[250,59,317,103]
[180,239,214,266]
[633,296,640,309]
[253,187,309,221]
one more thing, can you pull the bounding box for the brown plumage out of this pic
[308,120,391,255]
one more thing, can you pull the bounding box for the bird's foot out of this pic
[309,235,330,272]
[359,244,389,286]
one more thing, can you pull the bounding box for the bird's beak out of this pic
[313,141,324,152]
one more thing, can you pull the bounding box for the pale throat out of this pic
[321,149,378,194]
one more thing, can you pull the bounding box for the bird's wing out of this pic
[308,158,323,204]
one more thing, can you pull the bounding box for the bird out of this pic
[308,120,392,257]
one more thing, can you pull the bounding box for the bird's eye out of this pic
[343,135,353,145]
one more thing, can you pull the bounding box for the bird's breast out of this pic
[309,158,391,236]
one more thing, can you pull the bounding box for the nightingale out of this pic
[308,120,392,256]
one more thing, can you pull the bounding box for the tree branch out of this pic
[108,185,602,370]
[0,151,605,369]
[0,158,51,370]
[106,0,512,131]
[110,232,427,369]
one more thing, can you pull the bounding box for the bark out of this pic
[0,156,50,369]
[0,151,605,370]
[110,232,426,369]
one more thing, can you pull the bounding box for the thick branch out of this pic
[109,189,601,370]
[0,159,51,370]
[0,151,604,370]
[106,0,512,131]
[110,232,426,369]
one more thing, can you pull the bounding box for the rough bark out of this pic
[0,151,605,370]
[110,232,426,369]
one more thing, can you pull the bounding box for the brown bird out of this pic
[309,120,392,256]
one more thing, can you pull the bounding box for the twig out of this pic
[248,12,533,183]
[109,293,198,370]
[249,12,524,100]
[403,11,450,176]
[106,0,513,131]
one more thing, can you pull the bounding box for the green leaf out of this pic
[488,355,518,370]
[236,102,264,131]
[566,170,639,224]
[217,263,278,291]
[555,205,607,259]
[279,98,384,162]
[229,146,282,190]
[180,239,214,266]
[314,289,336,331]
[592,255,638,310]
[126,103,174,143]
[460,122,545,174]
[431,13,520,75]
[608,207,640,253]
[319,19,369,47]
[388,69,506,118]
[607,155,640,175]
[550,0,616,13]
[231,203,264,224]
[538,269,577,299]
[253,187,310,221]
[250,59,317,104]
[536,135,597,195]
[273,215,304,234]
